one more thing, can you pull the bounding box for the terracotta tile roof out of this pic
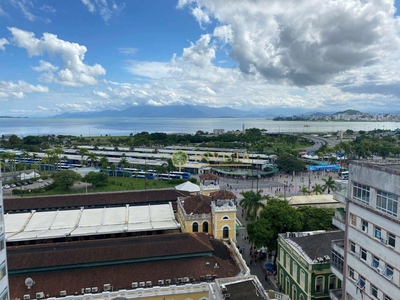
[180,194,212,215]
[8,234,240,299]
[4,189,189,212]
[199,173,219,181]
[210,190,237,200]
[7,233,213,271]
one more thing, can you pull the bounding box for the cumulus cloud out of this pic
[93,90,109,99]
[81,0,125,22]
[0,38,8,51]
[182,34,215,67]
[179,0,400,87]
[0,80,49,99]
[8,27,106,87]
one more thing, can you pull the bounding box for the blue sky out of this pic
[1,0,400,117]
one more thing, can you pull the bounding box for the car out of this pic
[3,185,10,189]
[27,180,33,184]
[40,184,46,188]
[22,181,28,186]
[37,179,44,183]
[10,184,16,188]
[15,182,22,186]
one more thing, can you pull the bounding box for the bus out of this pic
[169,171,191,179]
[157,173,181,180]
[338,169,349,179]
[134,171,156,179]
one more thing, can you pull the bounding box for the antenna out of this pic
[25,277,35,289]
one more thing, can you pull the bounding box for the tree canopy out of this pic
[52,170,82,190]
[275,154,306,172]
[84,171,108,188]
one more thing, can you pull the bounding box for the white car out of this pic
[37,179,44,183]
[10,184,16,188]
[3,185,10,189]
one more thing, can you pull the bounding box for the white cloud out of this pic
[10,0,36,21]
[93,90,109,99]
[191,6,210,27]
[0,80,49,99]
[118,48,138,55]
[182,34,215,67]
[32,60,58,72]
[0,6,6,16]
[0,38,8,51]
[81,0,125,22]
[8,27,106,87]
[40,5,56,13]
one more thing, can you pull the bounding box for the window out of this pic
[300,269,305,284]
[329,275,336,289]
[353,182,370,205]
[371,256,379,269]
[332,249,344,273]
[192,222,198,232]
[222,226,229,238]
[350,241,356,253]
[222,216,229,220]
[286,278,290,294]
[384,295,392,300]
[293,262,297,279]
[376,190,398,217]
[349,267,355,280]
[315,276,323,293]
[280,270,284,286]
[299,295,304,300]
[292,285,297,300]
[356,276,365,290]
[362,219,368,232]
[350,213,356,226]
[280,249,284,262]
[371,285,378,298]
[361,248,367,260]
[202,221,208,233]
[388,232,396,248]
[384,264,393,280]
[0,264,6,280]
[374,226,381,239]
[286,254,290,269]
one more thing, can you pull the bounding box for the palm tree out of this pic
[312,183,324,195]
[99,155,109,169]
[239,190,267,219]
[322,176,335,194]
[87,152,98,168]
[119,157,129,178]
[77,148,89,166]
[300,187,311,195]
[53,147,64,171]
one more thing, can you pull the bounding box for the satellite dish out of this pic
[25,277,35,289]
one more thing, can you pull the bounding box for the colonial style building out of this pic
[199,174,220,195]
[277,230,343,300]
[330,161,400,300]
[176,190,237,240]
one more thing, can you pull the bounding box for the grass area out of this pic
[12,176,191,197]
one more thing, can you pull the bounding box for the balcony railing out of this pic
[329,289,343,300]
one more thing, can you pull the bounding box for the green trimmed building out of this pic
[277,230,344,300]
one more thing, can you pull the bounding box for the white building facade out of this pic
[330,161,400,300]
[0,171,9,300]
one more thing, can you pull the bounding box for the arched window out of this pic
[223,226,229,238]
[292,285,297,300]
[280,270,284,286]
[329,275,336,289]
[316,276,324,294]
[285,277,290,294]
[222,216,229,220]
[202,221,209,233]
[192,222,198,232]
[299,294,304,300]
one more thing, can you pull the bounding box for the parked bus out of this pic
[157,173,181,180]
[169,171,191,179]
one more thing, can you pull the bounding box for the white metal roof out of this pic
[5,203,179,242]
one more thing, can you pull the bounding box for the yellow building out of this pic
[176,190,237,241]
[199,173,220,195]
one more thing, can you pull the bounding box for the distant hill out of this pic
[333,109,363,115]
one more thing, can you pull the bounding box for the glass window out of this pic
[300,269,305,284]
[384,295,392,300]
[361,248,367,260]
[376,190,398,217]
[388,232,396,248]
[280,249,284,262]
[371,285,378,298]
[292,285,297,300]
[286,254,290,269]
[353,182,370,205]
[349,267,355,280]
[362,219,368,232]
[350,241,356,253]
[192,222,198,232]
[357,276,365,290]
[371,256,379,268]
[202,221,208,233]
[222,226,229,238]
[374,226,381,239]
[293,262,297,279]
[329,275,336,289]
[350,213,356,226]
[315,276,323,293]
[384,264,393,280]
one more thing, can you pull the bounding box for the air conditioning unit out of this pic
[91,287,98,293]
[177,278,183,284]
[132,282,138,288]
[165,279,171,285]
[200,276,205,281]
[146,281,152,287]
[139,282,145,288]
[158,280,164,286]
[206,274,212,280]
[189,277,195,282]
[23,295,30,300]
[36,292,45,299]
[376,267,384,275]
[60,291,67,297]
[103,283,111,291]
[85,288,91,293]
[380,238,387,244]
[183,277,190,283]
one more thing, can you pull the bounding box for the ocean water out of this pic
[0,117,398,137]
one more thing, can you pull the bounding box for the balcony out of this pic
[333,181,348,204]
[332,208,346,231]
[329,288,342,300]
[331,239,344,281]
[200,183,220,191]
[331,239,344,256]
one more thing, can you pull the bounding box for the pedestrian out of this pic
[255,257,258,265]
[250,259,253,267]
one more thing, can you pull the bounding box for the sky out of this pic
[0,0,400,117]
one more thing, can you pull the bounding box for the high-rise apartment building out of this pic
[0,171,9,300]
[330,161,400,300]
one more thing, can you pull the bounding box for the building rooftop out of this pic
[199,173,220,181]
[179,194,212,215]
[287,194,344,208]
[5,203,179,242]
[8,233,241,299]
[282,231,344,263]
[349,160,400,174]
[210,190,237,201]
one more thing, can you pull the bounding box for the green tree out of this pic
[239,190,267,219]
[322,176,335,194]
[87,152,98,167]
[52,170,82,190]
[247,199,303,265]
[84,171,108,189]
[312,183,324,195]
[275,154,306,172]
[99,155,109,169]
[300,186,310,195]
[296,206,335,231]
[77,148,89,166]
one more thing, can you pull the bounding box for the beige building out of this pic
[177,190,237,241]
